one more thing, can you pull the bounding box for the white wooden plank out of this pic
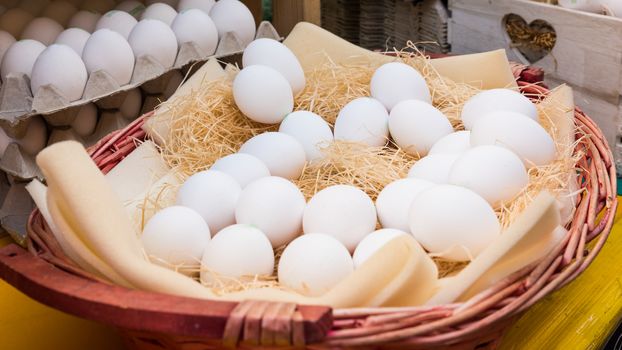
[449,1,622,99]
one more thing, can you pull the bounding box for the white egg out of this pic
[42,1,77,26]
[0,31,16,63]
[176,170,242,233]
[461,89,538,130]
[171,8,218,56]
[119,88,142,119]
[178,0,215,13]
[95,110,129,136]
[278,111,333,161]
[235,176,306,247]
[17,116,47,155]
[242,38,306,94]
[449,145,528,206]
[31,44,88,101]
[429,130,471,155]
[82,29,135,86]
[21,17,63,45]
[19,0,49,16]
[128,19,178,68]
[141,206,210,271]
[0,9,33,38]
[55,28,90,56]
[470,111,556,167]
[408,154,460,184]
[375,178,435,233]
[352,229,408,268]
[1,40,45,80]
[71,103,98,137]
[409,185,500,261]
[233,65,293,124]
[209,0,256,46]
[141,3,177,26]
[47,128,82,146]
[278,233,353,296]
[68,11,101,33]
[201,224,274,285]
[389,99,453,156]
[370,62,431,111]
[303,185,377,252]
[210,153,270,188]
[96,10,138,39]
[238,132,306,179]
[0,126,14,157]
[334,97,389,147]
[115,0,146,18]
[601,0,622,17]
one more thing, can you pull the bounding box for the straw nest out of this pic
[153,46,581,287]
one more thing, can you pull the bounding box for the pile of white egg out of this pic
[0,0,256,159]
[141,36,558,297]
[0,0,255,102]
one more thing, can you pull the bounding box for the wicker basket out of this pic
[0,64,616,349]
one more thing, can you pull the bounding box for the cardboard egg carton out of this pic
[321,0,360,45]
[418,0,450,54]
[0,21,282,241]
[0,21,280,138]
[393,0,420,51]
[0,21,281,184]
[0,180,33,245]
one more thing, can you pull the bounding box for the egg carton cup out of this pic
[0,143,43,181]
[0,181,33,246]
[84,111,131,147]
[0,21,280,139]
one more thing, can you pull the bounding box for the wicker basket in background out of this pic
[0,64,615,349]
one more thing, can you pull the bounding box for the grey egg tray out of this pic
[0,21,281,244]
[0,21,279,138]
[0,21,280,179]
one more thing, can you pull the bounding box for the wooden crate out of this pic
[448,0,622,173]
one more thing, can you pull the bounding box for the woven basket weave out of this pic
[0,64,616,349]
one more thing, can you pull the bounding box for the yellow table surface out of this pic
[1,201,621,350]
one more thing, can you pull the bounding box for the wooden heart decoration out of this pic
[503,14,557,64]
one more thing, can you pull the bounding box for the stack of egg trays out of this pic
[321,0,360,45]
[392,0,421,51]
[359,0,392,50]
[417,0,450,54]
[382,0,397,50]
[320,0,340,39]
[385,0,449,54]
[0,21,281,245]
